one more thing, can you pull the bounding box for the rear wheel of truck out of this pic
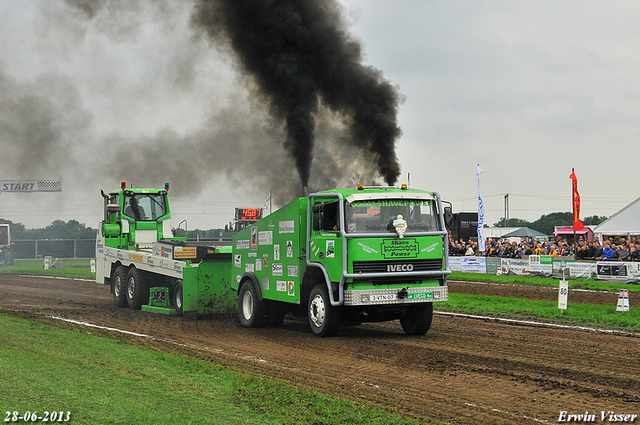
[308,284,339,337]
[112,266,128,308]
[173,280,183,315]
[400,302,433,335]
[238,280,267,328]
[126,267,149,310]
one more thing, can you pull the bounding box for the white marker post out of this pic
[558,280,569,312]
[616,289,630,312]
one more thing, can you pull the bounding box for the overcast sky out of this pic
[1,0,639,231]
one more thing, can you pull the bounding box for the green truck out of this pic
[96,183,451,336]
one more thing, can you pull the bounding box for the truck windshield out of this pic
[123,193,167,221]
[345,198,440,233]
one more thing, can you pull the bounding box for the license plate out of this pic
[407,292,432,300]
[370,294,397,302]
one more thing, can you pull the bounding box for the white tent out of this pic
[593,196,640,240]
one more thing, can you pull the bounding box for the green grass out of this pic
[0,259,94,279]
[439,293,640,332]
[0,314,424,425]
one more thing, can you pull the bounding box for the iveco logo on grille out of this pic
[387,264,414,272]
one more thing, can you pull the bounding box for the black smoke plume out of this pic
[192,0,403,187]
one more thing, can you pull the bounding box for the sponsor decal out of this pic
[326,240,335,258]
[262,255,269,268]
[421,242,439,253]
[358,242,378,254]
[255,259,262,271]
[276,280,286,291]
[286,240,293,258]
[381,239,419,259]
[262,278,270,291]
[129,253,143,263]
[173,247,196,259]
[288,281,295,296]
[250,226,258,250]
[272,263,283,276]
[258,230,273,245]
[236,239,250,250]
[288,265,298,277]
[274,244,280,261]
[234,254,242,268]
[279,220,295,233]
[245,263,254,273]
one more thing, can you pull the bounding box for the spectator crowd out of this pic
[448,235,640,261]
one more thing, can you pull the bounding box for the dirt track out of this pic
[1,275,638,424]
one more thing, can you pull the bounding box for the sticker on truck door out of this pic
[326,240,335,258]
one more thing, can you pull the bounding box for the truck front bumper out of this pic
[343,285,448,307]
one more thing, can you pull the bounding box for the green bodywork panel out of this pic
[232,198,307,304]
[182,254,235,316]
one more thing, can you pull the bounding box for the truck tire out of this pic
[238,280,267,328]
[112,266,128,308]
[308,284,339,337]
[126,267,149,310]
[400,302,434,335]
[173,280,183,315]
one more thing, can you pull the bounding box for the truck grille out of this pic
[352,259,442,274]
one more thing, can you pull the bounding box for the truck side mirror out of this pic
[444,206,453,228]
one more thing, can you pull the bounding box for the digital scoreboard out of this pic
[235,208,263,221]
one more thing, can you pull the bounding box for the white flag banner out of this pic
[476,165,485,252]
[0,180,62,193]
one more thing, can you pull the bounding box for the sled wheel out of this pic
[173,280,183,315]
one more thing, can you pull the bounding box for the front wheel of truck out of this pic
[400,302,434,335]
[238,280,267,328]
[308,285,339,337]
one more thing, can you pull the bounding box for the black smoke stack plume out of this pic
[192,0,403,188]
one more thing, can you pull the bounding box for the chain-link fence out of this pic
[12,240,95,259]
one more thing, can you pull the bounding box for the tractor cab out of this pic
[100,182,184,250]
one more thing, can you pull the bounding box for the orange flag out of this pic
[569,168,585,231]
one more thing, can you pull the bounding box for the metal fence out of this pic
[12,240,95,259]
